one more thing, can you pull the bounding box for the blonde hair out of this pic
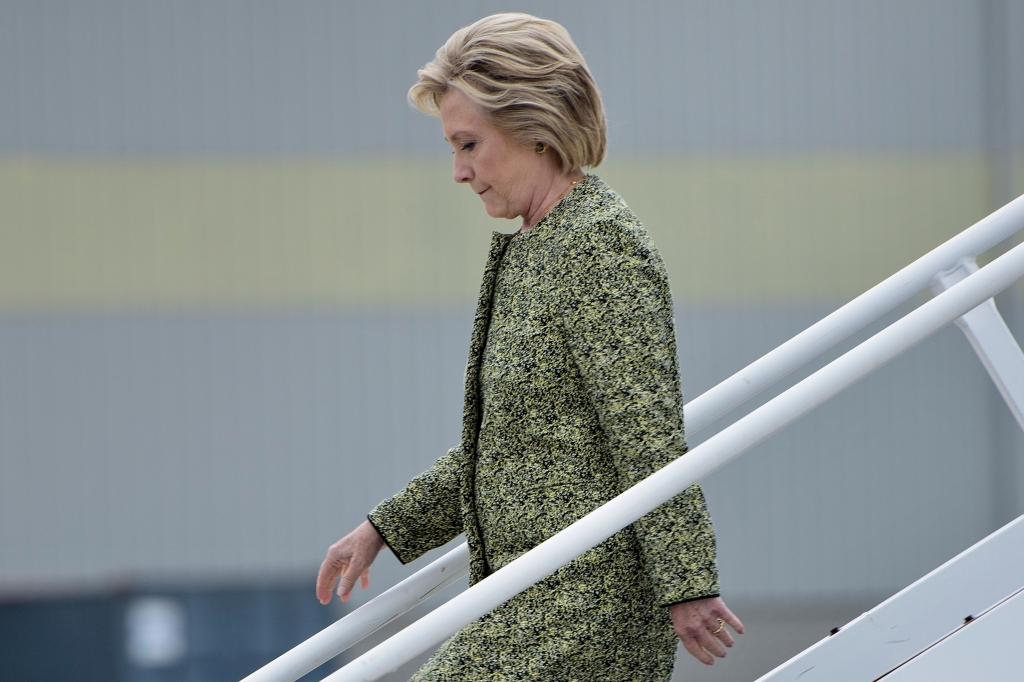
[409,13,607,173]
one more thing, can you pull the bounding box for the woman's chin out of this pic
[482,203,512,220]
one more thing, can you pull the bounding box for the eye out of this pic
[461,141,476,151]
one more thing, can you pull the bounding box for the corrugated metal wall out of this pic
[1,0,1023,612]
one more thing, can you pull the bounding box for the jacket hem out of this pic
[366,514,411,565]
[663,593,720,608]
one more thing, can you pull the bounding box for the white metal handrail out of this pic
[242,544,469,682]
[684,193,1024,432]
[932,257,1024,430]
[241,194,1024,682]
[326,225,1024,680]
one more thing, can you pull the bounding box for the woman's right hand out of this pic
[316,520,386,604]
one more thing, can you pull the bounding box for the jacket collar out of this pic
[514,173,601,240]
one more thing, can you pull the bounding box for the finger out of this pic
[318,539,353,602]
[316,556,344,605]
[717,604,745,635]
[359,568,370,591]
[696,628,728,659]
[680,634,715,666]
[315,561,331,604]
[337,557,368,601]
[713,623,736,648]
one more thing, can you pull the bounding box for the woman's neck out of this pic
[520,171,586,233]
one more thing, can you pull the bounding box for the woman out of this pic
[316,13,743,680]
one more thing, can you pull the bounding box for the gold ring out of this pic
[711,618,725,635]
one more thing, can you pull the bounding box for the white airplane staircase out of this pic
[759,252,1024,682]
[759,516,1024,681]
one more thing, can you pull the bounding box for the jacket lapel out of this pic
[462,232,511,446]
[459,231,511,582]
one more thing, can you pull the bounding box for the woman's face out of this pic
[440,87,554,222]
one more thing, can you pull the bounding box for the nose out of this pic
[452,156,472,184]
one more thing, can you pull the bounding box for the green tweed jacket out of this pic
[368,175,719,681]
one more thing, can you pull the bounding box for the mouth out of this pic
[476,188,489,196]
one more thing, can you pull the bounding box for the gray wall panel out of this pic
[0,310,473,592]
[0,305,1005,600]
[1,0,1019,154]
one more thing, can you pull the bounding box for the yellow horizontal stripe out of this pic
[602,156,1007,302]
[0,155,1016,309]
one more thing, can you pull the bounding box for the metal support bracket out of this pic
[932,257,1024,432]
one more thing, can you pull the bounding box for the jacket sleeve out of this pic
[553,221,720,606]
[367,447,464,565]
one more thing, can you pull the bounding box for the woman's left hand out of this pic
[669,596,744,665]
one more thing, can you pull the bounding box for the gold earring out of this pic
[536,142,547,153]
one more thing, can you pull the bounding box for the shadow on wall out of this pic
[0,582,344,682]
